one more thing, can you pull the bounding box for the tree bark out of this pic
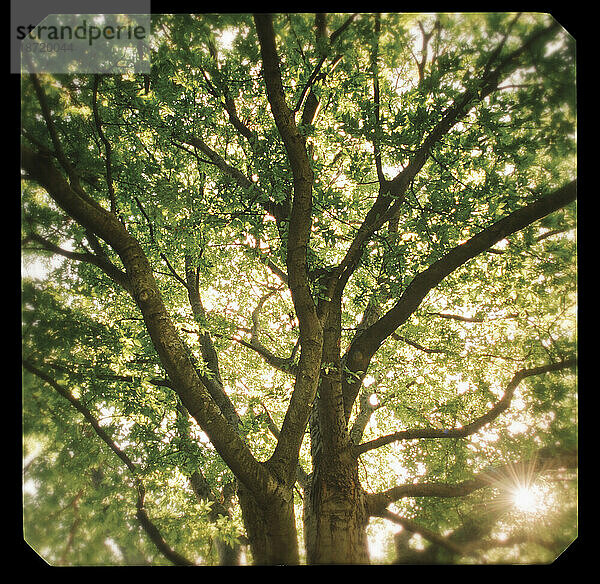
[304,448,370,564]
[303,299,370,564]
[237,477,299,565]
[254,14,324,490]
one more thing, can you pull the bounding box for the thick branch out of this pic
[345,180,576,413]
[21,145,277,505]
[254,13,317,319]
[254,13,324,482]
[327,19,563,304]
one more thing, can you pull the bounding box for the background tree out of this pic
[21,12,576,565]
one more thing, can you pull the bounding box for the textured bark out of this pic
[303,300,370,564]
[254,13,324,489]
[238,473,299,565]
[304,448,369,564]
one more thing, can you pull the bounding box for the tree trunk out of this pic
[303,447,370,564]
[214,539,241,566]
[237,479,299,565]
[303,299,370,564]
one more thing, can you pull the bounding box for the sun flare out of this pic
[481,456,555,520]
[512,485,543,514]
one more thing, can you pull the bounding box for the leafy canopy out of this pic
[22,12,576,565]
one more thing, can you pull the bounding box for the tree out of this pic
[21,12,577,565]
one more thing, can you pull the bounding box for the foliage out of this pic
[21,12,576,565]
